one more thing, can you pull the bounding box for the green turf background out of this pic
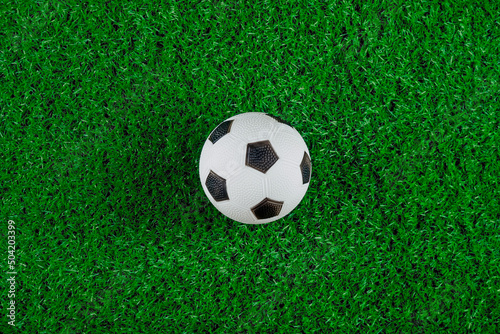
[1,0,500,332]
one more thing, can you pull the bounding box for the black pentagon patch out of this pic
[251,197,284,220]
[205,170,229,201]
[300,152,312,184]
[209,120,233,144]
[246,140,279,173]
[266,114,292,127]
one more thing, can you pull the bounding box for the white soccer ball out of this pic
[199,112,312,224]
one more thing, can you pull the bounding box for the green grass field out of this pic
[2,0,500,332]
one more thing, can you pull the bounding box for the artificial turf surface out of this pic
[1,0,500,332]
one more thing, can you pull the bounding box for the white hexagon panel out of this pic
[199,112,312,224]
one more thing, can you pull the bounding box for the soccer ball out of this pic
[199,112,312,224]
